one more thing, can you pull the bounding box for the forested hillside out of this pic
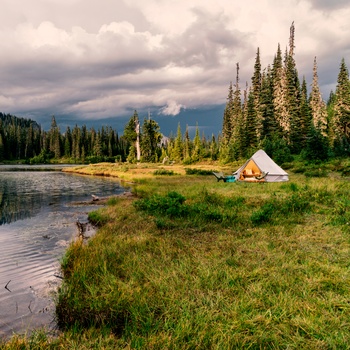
[0,114,129,163]
[220,23,350,164]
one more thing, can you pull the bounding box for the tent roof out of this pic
[234,150,288,176]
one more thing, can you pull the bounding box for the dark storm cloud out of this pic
[1,0,350,132]
[166,8,249,69]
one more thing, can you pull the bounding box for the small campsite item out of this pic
[212,172,236,183]
[233,150,289,182]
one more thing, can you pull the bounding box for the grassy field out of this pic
[2,160,350,349]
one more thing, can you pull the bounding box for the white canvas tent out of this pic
[233,150,289,182]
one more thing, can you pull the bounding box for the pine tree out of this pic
[230,63,244,159]
[81,125,88,157]
[140,118,161,162]
[326,90,336,148]
[94,131,103,157]
[333,58,350,145]
[124,111,141,162]
[0,134,4,161]
[191,124,202,162]
[64,126,72,158]
[50,116,61,159]
[209,134,218,160]
[304,124,329,162]
[24,124,34,159]
[71,125,81,160]
[299,77,311,149]
[239,83,249,157]
[173,123,183,161]
[260,66,276,140]
[309,57,328,137]
[285,22,301,149]
[251,48,263,138]
[222,82,234,143]
[244,88,258,154]
[183,125,192,162]
[272,44,289,136]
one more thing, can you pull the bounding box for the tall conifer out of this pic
[184,124,191,161]
[285,22,301,150]
[222,82,234,143]
[245,88,258,153]
[251,48,263,138]
[173,123,183,161]
[299,76,311,148]
[191,124,202,162]
[333,58,350,144]
[260,66,276,139]
[309,57,328,136]
[272,44,289,136]
[230,63,244,159]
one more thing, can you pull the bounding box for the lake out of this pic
[0,165,126,339]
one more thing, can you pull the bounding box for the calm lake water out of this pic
[0,165,126,339]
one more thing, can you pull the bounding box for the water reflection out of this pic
[0,178,43,224]
[0,166,126,338]
[0,169,120,225]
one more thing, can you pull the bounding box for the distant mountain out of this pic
[0,112,41,130]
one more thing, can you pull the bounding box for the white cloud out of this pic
[160,101,185,116]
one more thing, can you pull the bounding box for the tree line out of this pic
[0,110,219,164]
[220,22,350,164]
[0,113,130,163]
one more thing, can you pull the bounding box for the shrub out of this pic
[88,210,109,226]
[304,168,328,177]
[185,168,217,175]
[341,165,350,177]
[133,191,188,218]
[250,201,276,226]
[153,169,175,176]
[114,155,123,163]
[302,125,330,162]
[279,193,311,214]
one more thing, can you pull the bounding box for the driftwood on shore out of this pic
[70,191,133,206]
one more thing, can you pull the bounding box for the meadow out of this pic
[2,159,350,349]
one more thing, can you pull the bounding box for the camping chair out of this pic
[255,171,268,180]
[212,172,227,182]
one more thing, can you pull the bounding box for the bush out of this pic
[153,169,175,176]
[279,193,311,214]
[304,168,328,177]
[114,155,123,163]
[133,191,188,218]
[185,168,217,175]
[262,136,293,164]
[85,155,115,164]
[302,126,330,162]
[88,210,109,226]
[29,149,51,164]
[341,165,350,177]
[251,202,275,226]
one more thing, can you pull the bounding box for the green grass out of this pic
[2,167,350,349]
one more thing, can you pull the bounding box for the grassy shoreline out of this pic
[2,161,350,349]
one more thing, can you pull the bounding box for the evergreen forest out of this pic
[1,23,350,165]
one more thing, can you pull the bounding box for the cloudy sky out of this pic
[0,0,350,135]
